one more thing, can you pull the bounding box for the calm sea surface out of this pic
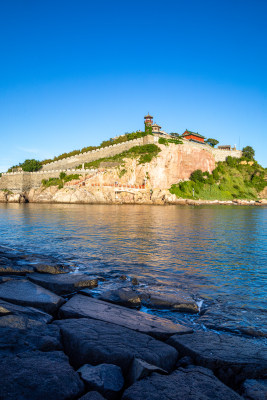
[0,203,266,317]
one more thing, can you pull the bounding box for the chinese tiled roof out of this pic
[182,130,205,139]
[144,113,153,119]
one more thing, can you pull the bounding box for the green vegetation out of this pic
[21,159,42,172]
[41,131,151,165]
[242,146,255,160]
[42,173,81,188]
[158,137,183,146]
[206,138,219,147]
[170,156,266,201]
[119,168,127,178]
[76,144,161,169]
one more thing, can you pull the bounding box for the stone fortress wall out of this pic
[0,135,242,192]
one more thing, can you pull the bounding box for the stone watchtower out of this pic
[144,113,153,127]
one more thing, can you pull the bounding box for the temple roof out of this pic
[182,130,205,139]
[152,123,161,128]
[144,113,153,119]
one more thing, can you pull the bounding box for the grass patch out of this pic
[158,137,183,146]
[42,173,81,188]
[76,144,161,169]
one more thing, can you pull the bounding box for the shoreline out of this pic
[0,188,266,207]
[0,246,266,399]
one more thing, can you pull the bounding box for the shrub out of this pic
[226,156,238,167]
[59,172,66,179]
[158,138,169,146]
[190,169,204,183]
[21,159,42,172]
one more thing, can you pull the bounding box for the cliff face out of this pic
[83,143,216,190]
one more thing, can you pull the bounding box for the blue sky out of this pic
[0,0,266,171]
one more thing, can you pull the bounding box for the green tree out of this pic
[242,146,255,160]
[190,169,204,183]
[206,138,219,147]
[21,159,42,172]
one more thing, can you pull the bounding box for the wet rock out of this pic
[0,351,84,400]
[241,379,267,400]
[78,363,124,400]
[98,288,141,308]
[128,358,167,385]
[0,276,18,283]
[0,299,53,323]
[137,286,199,314]
[28,273,98,295]
[0,320,62,354]
[58,294,192,340]
[167,331,267,387]
[131,277,139,285]
[0,263,35,275]
[198,306,267,337]
[78,392,107,400]
[176,355,194,368]
[54,318,178,373]
[122,366,242,400]
[0,279,64,314]
[34,263,71,274]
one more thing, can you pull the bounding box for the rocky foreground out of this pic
[0,248,266,400]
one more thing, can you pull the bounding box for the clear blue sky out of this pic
[0,0,266,171]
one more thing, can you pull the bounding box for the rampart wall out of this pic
[0,134,242,192]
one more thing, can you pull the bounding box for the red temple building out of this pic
[182,130,205,143]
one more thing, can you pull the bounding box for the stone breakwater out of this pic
[0,247,266,400]
[0,186,266,206]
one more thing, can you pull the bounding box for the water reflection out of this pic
[0,203,266,310]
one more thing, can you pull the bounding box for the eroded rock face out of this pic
[0,264,35,275]
[0,299,53,323]
[78,364,124,400]
[34,263,71,274]
[0,351,84,400]
[58,294,192,339]
[0,279,64,314]
[98,288,142,308]
[167,331,267,387]
[54,318,178,373]
[122,366,243,400]
[28,273,98,295]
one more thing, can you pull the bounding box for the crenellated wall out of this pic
[0,135,242,192]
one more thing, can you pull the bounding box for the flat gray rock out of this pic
[98,288,141,308]
[58,294,192,339]
[0,279,64,314]
[198,306,267,337]
[241,379,267,400]
[122,366,242,400]
[0,264,35,275]
[29,273,98,295]
[0,299,53,323]
[0,318,62,354]
[0,351,84,400]
[167,331,267,387]
[34,263,71,274]
[54,318,178,373]
[78,364,124,400]
[137,286,199,314]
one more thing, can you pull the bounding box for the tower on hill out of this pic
[144,113,153,127]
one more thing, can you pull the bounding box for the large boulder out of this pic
[122,366,242,400]
[0,299,53,323]
[98,288,141,308]
[54,318,178,373]
[167,331,267,387]
[0,317,62,355]
[58,294,192,340]
[0,279,64,314]
[197,306,267,337]
[28,273,98,295]
[0,351,84,400]
[78,364,124,400]
[241,379,267,400]
[137,286,199,314]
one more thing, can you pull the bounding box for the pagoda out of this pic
[144,113,153,127]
